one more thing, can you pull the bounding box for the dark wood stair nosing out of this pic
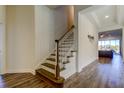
[51,54,55,56]
[42,63,55,70]
[51,54,65,57]
[41,63,65,71]
[46,58,55,62]
[63,61,70,64]
[60,67,66,71]
[36,68,65,86]
[67,55,73,58]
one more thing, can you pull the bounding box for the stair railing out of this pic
[55,25,75,79]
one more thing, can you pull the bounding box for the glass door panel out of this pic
[98,39,120,54]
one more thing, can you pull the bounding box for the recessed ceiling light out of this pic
[100,34,104,38]
[105,15,109,18]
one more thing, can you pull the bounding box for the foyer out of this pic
[0,5,124,88]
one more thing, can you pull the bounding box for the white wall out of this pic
[34,6,55,68]
[74,6,91,49]
[0,6,6,74]
[5,5,69,74]
[67,5,74,30]
[0,25,3,53]
[122,27,124,60]
[73,6,91,72]
[0,6,5,23]
[0,24,4,74]
[78,14,98,72]
[54,6,68,40]
[0,24,4,64]
[6,6,35,73]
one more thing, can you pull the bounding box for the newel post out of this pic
[55,40,60,79]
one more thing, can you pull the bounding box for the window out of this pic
[98,39,120,54]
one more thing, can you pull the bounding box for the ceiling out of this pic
[83,5,124,32]
[99,29,122,39]
[46,5,63,9]
[47,5,124,32]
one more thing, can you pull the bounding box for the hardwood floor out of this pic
[0,73,54,88]
[0,54,124,88]
[64,54,124,88]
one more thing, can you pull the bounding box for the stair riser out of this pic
[50,53,69,58]
[50,55,65,58]
[49,56,55,59]
[46,60,56,65]
[47,58,55,62]
[64,39,73,41]
[54,50,69,53]
[40,65,55,74]
[57,49,70,51]
[61,43,73,46]
[40,63,65,73]
[66,40,73,42]
[63,41,73,43]
[61,43,73,45]
[60,45,72,47]
[60,43,72,46]
[58,47,70,49]
[59,53,69,57]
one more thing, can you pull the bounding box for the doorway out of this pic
[98,29,123,58]
[98,39,121,54]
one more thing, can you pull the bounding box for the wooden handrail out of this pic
[54,25,75,80]
[58,25,75,41]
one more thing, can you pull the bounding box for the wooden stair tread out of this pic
[51,54,55,56]
[67,55,73,58]
[63,61,70,64]
[42,63,55,69]
[36,68,65,84]
[71,50,77,52]
[51,54,65,57]
[42,63,66,71]
[47,58,55,62]
[60,67,66,71]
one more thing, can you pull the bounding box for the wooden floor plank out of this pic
[64,54,124,88]
[0,54,124,88]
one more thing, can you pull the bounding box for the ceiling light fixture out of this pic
[100,34,104,38]
[105,15,109,18]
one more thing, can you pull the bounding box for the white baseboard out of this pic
[0,69,6,75]
[78,59,98,73]
[7,68,35,75]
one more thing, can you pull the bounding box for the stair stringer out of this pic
[60,51,76,79]
[34,48,56,71]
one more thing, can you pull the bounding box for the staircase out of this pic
[36,25,75,87]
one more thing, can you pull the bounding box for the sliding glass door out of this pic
[98,39,120,54]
